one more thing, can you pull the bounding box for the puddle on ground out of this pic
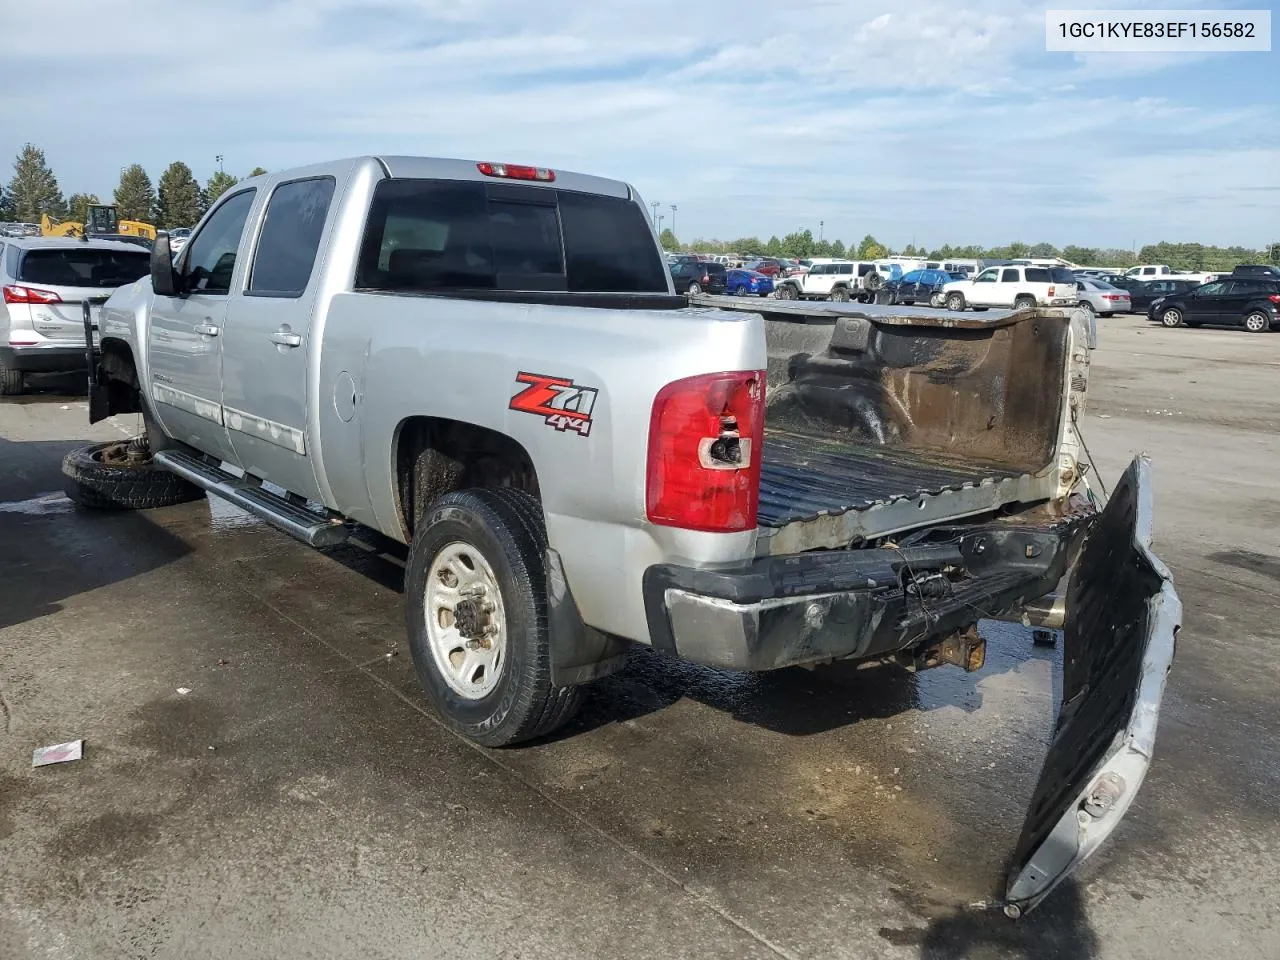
[207,495,260,531]
[0,493,74,516]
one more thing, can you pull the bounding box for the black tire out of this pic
[0,357,23,395]
[1078,300,1096,317]
[829,286,850,302]
[776,283,797,300]
[929,293,945,308]
[1160,307,1184,328]
[1243,310,1270,333]
[946,292,966,311]
[61,440,205,510]
[686,282,702,295]
[864,272,884,293]
[1014,295,1036,311]
[404,488,581,747]
[874,290,894,305]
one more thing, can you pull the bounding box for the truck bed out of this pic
[758,428,1023,528]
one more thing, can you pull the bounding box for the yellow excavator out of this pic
[40,204,156,241]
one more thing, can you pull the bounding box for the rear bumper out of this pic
[0,343,88,373]
[642,513,1090,671]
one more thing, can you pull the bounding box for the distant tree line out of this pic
[661,230,1277,270]
[0,143,268,230]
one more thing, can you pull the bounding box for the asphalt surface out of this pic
[1,317,1277,959]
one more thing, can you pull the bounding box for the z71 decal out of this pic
[509,372,599,437]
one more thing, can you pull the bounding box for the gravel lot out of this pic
[1,316,1277,959]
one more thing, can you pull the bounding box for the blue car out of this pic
[726,268,774,297]
[877,268,962,306]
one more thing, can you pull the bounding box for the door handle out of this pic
[194,323,220,337]
[270,327,302,348]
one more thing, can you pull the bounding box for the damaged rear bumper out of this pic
[642,511,1090,671]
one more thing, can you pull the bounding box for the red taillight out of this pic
[1269,294,1280,304]
[1048,286,1056,296]
[3,284,62,305]
[476,161,555,182]
[1103,294,1125,301]
[647,371,765,533]
[701,274,710,284]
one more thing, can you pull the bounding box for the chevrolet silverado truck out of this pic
[66,155,1178,916]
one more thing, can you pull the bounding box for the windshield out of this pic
[17,247,150,288]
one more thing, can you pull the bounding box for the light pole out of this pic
[819,220,824,242]
[650,200,660,223]
[215,155,224,174]
[670,203,678,238]
[657,214,665,235]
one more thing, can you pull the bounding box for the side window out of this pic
[248,177,336,297]
[1001,268,1020,282]
[1198,281,1226,296]
[181,190,257,295]
[858,264,874,277]
[837,263,853,275]
[1025,268,1051,283]
[975,268,998,283]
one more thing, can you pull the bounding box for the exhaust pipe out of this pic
[1017,592,1066,631]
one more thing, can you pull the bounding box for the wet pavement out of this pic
[2,325,1278,959]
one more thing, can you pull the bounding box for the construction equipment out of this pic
[39,204,156,241]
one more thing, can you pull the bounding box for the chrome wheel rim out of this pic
[424,541,507,700]
[1245,313,1266,332]
[1163,310,1181,327]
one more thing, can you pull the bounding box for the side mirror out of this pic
[150,231,180,296]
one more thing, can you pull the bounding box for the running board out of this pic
[153,450,350,547]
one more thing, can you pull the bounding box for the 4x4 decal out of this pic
[509,372,598,437]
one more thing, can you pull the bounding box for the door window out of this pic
[248,177,336,297]
[181,190,257,295]
[1001,268,1020,282]
[1197,281,1227,296]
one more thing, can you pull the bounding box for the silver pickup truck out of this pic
[66,155,1178,915]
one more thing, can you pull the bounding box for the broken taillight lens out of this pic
[647,370,765,532]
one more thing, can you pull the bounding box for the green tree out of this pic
[7,144,66,221]
[0,183,13,220]
[1062,245,1100,266]
[781,228,814,259]
[830,239,846,257]
[156,161,204,229]
[114,164,156,222]
[1028,241,1060,258]
[204,170,239,206]
[729,237,763,256]
[658,228,679,251]
[248,166,268,177]
[66,192,100,223]
[856,234,886,259]
[763,235,783,257]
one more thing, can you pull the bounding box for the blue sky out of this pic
[1,0,1275,250]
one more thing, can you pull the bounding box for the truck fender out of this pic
[545,547,629,686]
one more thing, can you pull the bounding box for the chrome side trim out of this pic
[223,404,307,455]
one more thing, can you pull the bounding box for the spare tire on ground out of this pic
[62,440,204,510]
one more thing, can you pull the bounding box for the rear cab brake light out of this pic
[476,161,555,182]
[3,284,62,305]
[647,371,765,533]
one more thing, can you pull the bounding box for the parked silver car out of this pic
[0,236,150,394]
[1075,276,1131,317]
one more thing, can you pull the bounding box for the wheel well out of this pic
[394,416,541,539]
[98,338,143,415]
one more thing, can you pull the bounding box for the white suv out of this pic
[775,260,890,302]
[0,237,151,394]
[942,264,1078,312]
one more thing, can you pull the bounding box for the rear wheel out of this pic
[1014,295,1036,311]
[1078,300,1096,317]
[404,488,581,747]
[1244,310,1270,333]
[874,290,894,305]
[686,282,702,295]
[1160,308,1184,328]
[929,293,945,308]
[829,286,850,302]
[0,357,24,395]
[946,292,966,311]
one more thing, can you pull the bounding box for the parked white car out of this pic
[942,264,1078,312]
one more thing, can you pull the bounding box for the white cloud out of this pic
[0,0,1273,248]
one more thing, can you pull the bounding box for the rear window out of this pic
[16,248,150,288]
[703,263,726,277]
[1050,268,1076,283]
[355,179,668,294]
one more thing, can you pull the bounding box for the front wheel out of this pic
[1160,308,1184,328]
[1243,310,1271,333]
[829,286,850,302]
[946,292,966,311]
[404,488,581,747]
[776,284,797,300]
[686,282,702,295]
[1078,300,1096,317]
[929,292,945,308]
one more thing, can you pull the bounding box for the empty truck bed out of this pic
[756,428,1041,554]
